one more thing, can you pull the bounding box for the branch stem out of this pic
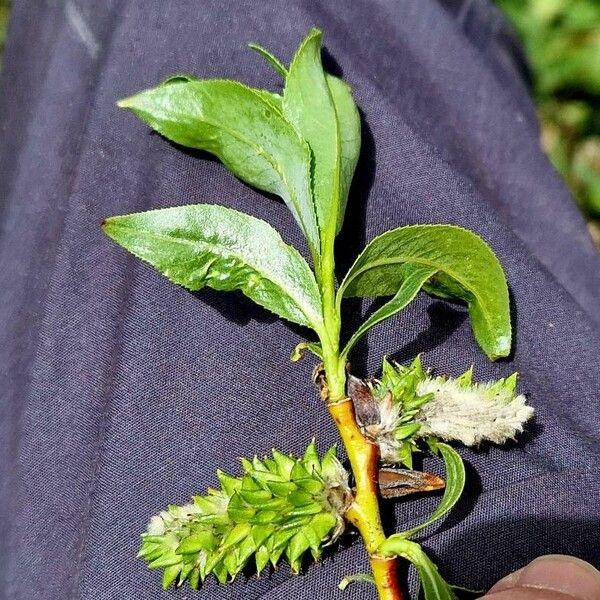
[370,556,404,600]
[318,220,403,598]
[328,400,405,600]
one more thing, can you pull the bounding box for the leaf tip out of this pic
[100,216,118,236]
[117,95,136,109]
[487,334,512,361]
[100,218,114,235]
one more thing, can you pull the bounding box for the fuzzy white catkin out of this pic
[146,503,205,535]
[371,394,405,463]
[379,436,405,464]
[414,378,534,446]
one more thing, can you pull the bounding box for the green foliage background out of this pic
[0,0,9,69]
[496,0,600,245]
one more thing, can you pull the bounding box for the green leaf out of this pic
[117,79,320,263]
[325,73,361,234]
[283,28,360,245]
[398,442,465,539]
[102,204,325,332]
[379,538,456,600]
[160,73,199,86]
[159,67,283,118]
[247,39,360,226]
[341,265,436,358]
[338,225,511,360]
[248,42,289,78]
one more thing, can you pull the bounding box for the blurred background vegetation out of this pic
[0,1,598,245]
[0,0,8,72]
[496,0,600,246]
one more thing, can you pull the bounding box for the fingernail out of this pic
[490,555,600,600]
[488,567,524,592]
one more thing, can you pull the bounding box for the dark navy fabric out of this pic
[0,1,599,599]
